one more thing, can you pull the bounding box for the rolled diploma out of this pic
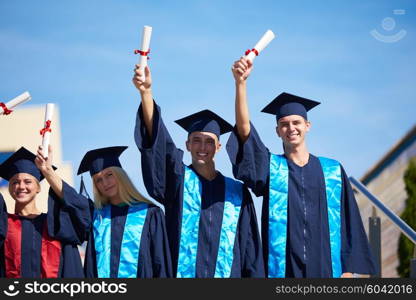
[0,91,31,115]
[41,103,54,158]
[138,25,152,82]
[245,30,275,62]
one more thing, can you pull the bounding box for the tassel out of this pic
[79,175,91,200]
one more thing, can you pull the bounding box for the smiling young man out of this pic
[226,57,377,278]
[132,65,264,278]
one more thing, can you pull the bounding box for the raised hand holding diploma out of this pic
[40,103,54,158]
[133,64,152,92]
[244,30,275,62]
[35,144,63,199]
[35,145,54,176]
[0,91,31,116]
[232,57,253,83]
[133,64,153,136]
[135,25,152,82]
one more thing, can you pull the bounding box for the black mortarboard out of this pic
[0,147,56,182]
[261,92,320,121]
[77,146,127,176]
[174,109,233,139]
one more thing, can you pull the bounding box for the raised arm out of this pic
[227,59,270,196]
[35,145,63,199]
[133,64,184,205]
[133,64,154,137]
[36,145,91,244]
[231,57,253,143]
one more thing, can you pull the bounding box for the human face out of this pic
[8,173,40,204]
[186,131,221,166]
[93,168,119,199]
[276,115,311,147]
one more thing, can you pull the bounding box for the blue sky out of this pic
[1,0,415,209]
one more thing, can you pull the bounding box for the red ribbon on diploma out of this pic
[134,49,150,59]
[245,48,259,56]
[40,120,52,136]
[0,102,13,115]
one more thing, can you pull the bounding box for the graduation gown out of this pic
[0,181,90,278]
[83,201,172,278]
[134,101,264,278]
[226,123,377,277]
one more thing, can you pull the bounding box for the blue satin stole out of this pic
[176,166,243,278]
[93,202,148,278]
[268,154,342,278]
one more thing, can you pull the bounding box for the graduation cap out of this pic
[0,147,55,182]
[77,146,127,177]
[174,109,233,139]
[261,92,320,121]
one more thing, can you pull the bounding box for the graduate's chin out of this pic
[103,192,118,200]
[192,158,211,166]
[284,138,303,147]
[194,159,206,165]
[13,195,36,205]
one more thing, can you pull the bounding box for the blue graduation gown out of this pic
[83,202,172,278]
[0,181,90,278]
[134,101,264,278]
[226,123,377,277]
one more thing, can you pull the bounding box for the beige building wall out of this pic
[355,126,416,278]
[0,104,73,213]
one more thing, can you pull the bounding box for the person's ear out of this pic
[306,120,311,132]
[34,179,41,193]
[276,125,281,137]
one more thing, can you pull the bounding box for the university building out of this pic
[356,124,416,277]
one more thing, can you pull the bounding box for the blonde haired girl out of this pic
[78,146,172,278]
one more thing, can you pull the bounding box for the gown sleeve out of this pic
[0,194,5,277]
[340,166,377,275]
[134,100,184,205]
[84,225,98,278]
[238,187,265,277]
[148,206,173,278]
[0,193,7,246]
[47,181,92,245]
[226,123,270,197]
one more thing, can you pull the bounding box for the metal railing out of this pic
[350,177,416,278]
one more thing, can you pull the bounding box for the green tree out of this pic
[397,157,416,277]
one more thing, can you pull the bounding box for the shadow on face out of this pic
[92,167,119,199]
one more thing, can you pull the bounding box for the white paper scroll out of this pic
[0,91,31,115]
[244,30,275,62]
[137,25,152,82]
[41,103,54,158]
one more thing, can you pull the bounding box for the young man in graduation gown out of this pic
[227,58,377,278]
[78,146,172,278]
[132,65,264,278]
[0,146,90,278]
